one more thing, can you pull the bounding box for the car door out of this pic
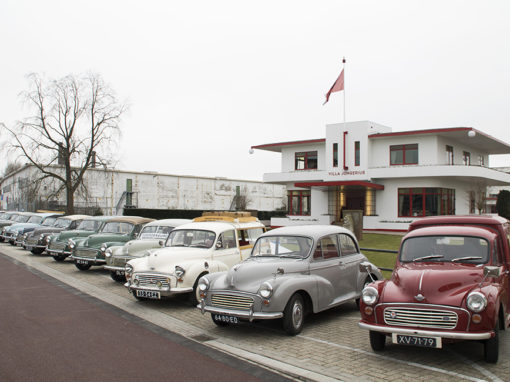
[212,229,242,267]
[308,234,345,310]
[337,233,365,298]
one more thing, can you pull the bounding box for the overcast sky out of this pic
[1,0,509,180]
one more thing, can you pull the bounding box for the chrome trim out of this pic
[71,255,106,264]
[199,305,283,321]
[358,322,492,340]
[104,265,125,272]
[383,307,458,329]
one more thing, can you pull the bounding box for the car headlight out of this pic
[45,235,51,244]
[23,233,28,240]
[105,248,113,258]
[259,282,273,299]
[467,291,487,313]
[39,234,45,241]
[175,266,185,278]
[125,263,133,276]
[198,277,210,291]
[362,286,379,306]
[68,239,76,249]
[100,244,108,253]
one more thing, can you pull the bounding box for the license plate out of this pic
[76,259,89,265]
[213,314,239,324]
[392,333,442,348]
[26,245,33,250]
[115,270,125,276]
[136,290,160,299]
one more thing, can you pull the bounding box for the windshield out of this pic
[16,215,31,223]
[8,214,19,221]
[77,219,103,231]
[251,236,313,258]
[167,229,215,248]
[400,236,490,264]
[27,216,44,224]
[101,222,134,234]
[139,225,173,240]
[54,219,71,228]
[42,217,57,226]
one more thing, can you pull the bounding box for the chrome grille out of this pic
[74,248,99,259]
[211,294,254,311]
[384,307,458,329]
[135,274,171,288]
[48,242,66,251]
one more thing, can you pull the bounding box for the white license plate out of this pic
[136,290,160,299]
[214,314,239,324]
[392,333,442,348]
[115,270,125,276]
[76,259,89,265]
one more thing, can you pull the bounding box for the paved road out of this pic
[0,253,292,382]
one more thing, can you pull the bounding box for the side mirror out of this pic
[359,261,372,273]
[483,266,501,278]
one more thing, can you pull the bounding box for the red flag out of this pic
[323,69,344,105]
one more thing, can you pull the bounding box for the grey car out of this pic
[198,225,383,335]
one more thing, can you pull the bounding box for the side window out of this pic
[69,220,78,229]
[314,235,340,260]
[338,234,358,256]
[132,224,143,236]
[217,230,236,249]
[238,228,265,247]
[493,241,503,265]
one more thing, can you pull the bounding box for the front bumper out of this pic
[358,322,493,340]
[70,254,106,265]
[198,299,283,321]
[104,265,125,272]
[47,248,71,256]
[125,272,191,297]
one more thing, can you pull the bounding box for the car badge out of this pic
[150,267,155,270]
[415,293,425,302]
[390,311,397,319]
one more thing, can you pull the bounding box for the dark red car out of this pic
[359,215,510,363]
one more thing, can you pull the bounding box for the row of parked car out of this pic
[0,210,508,363]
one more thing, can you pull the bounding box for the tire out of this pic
[0,238,4,243]
[31,248,44,255]
[189,273,207,306]
[282,293,305,335]
[369,331,386,351]
[110,271,126,282]
[75,262,91,271]
[211,314,229,327]
[52,255,66,262]
[484,319,499,363]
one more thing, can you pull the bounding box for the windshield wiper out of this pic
[451,256,483,262]
[189,244,208,248]
[413,255,444,262]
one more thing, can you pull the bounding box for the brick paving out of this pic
[2,243,509,382]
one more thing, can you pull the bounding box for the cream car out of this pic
[124,216,266,304]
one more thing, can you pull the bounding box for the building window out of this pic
[446,145,454,165]
[398,188,455,217]
[295,151,318,170]
[390,144,418,165]
[478,155,484,166]
[354,141,360,166]
[333,144,338,167]
[463,151,471,166]
[288,190,311,215]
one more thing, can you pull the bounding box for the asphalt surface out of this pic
[0,253,292,382]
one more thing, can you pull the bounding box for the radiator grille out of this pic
[74,248,99,259]
[211,294,254,311]
[135,274,171,289]
[384,307,458,329]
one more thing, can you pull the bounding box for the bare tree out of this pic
[3,73,126,214]
[468,181,488,214]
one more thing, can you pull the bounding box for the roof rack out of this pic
[193,211,259,223]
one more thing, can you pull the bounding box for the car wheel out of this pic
[484,319,499,363]
[31,248,44,255]
[110,271,126,283]
[282,293,305,335]
[189,274,207,306]
[211,314,229,327]
[9,240,15,246]
[0,237,4,243]
[75,262,91,271]
[369,331,386,351]
[52,255,66,262]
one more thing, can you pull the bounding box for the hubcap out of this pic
[292,301,303,328]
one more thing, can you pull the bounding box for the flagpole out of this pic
[343,57,346,127]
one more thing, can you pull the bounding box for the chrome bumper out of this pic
[198,299,283,322]
[70,255,106,265]
[358,322,493,340]
[47,249,70,256]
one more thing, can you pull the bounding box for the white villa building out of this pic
[252,121,510,231]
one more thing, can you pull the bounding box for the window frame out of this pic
[390,144,418,166]
[463,151,471,166]
[332,143,338,167]
[354,141,360,166]
[295,151,318,170]
[288,190,311,216]
[446,145,454,165]
[398,187,455,217]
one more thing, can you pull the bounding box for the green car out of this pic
[70,216,154,271]
[46,216,114,262]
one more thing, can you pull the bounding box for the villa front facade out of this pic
[253,121,510,231]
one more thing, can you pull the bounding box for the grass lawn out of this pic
[358,233,403,279]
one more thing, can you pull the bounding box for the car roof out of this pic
[409,215,508,231]
[104,216,155,225]
[405,225,498,241]
[260,225,356,241]
[58,215,91,221]
[144,219,192,227]
[173,220,264,233]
